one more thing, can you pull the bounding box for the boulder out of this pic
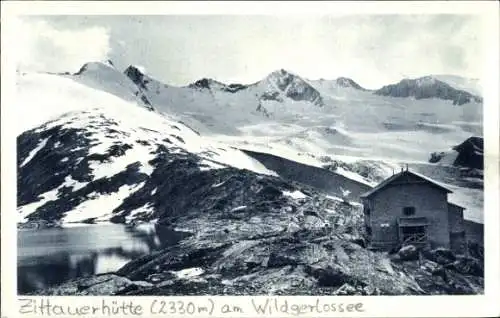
[424,248,456,265]
[420,260,441,273]
[307,265,352,287]
[349,238,366,248]
[82,276,132,295]
[398,245,419,261]
[452,136,483,170]
[132,280,154,288]
[336,283,357,295]
[36,274,135,296]
[267,251,301,268]
[429,151,445,163]
[447,256,484,277]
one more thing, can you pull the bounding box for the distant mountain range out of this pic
[78,61,483,115]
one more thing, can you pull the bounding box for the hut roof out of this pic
[360,170,453,199]
[448,202,466,210]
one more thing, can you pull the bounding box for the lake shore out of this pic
[17,223,188,294]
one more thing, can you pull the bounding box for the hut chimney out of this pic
[400,166,403,173]
[406,164,409,171]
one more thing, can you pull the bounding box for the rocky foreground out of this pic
[31,185,484,296]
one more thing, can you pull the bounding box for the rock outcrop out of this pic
[374,76,482,105]
[452,136,483,170]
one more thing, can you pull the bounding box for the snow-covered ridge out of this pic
[115,65,331,134]
[71,61,482,107]
[16,71,278,224]
[431,74,482,97]
[75,60,116,74]
[310,77,367,91]
[72,61,154,110]
[135,67,325,107]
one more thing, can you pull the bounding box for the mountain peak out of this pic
[264,68,303,86]
[124,65,150,90]
[266,68,298,81]
[259,69,324,106]
[188,78,225,90]
[335,77,366,90]
[74,60,116,75]
[309,77,366,92]
[272,68,292,75]
[104,59,115,67]
[124,65,146,77]
[401,76,438,86]
[125,64,147,74]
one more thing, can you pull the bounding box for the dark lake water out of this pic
[17,223,189,294]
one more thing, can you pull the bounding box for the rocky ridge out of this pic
[374,76,483,105]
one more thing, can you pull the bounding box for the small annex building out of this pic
[360,168,466,252]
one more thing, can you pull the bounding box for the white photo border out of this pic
[2,1,499,317]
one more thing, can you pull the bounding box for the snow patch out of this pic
[171,267,204,279]
[198,160,227,171]
[282,190,308,200]
[60,175,87,191]
[211,180,227,188]
[62,182,145,223]
[230,205,247,212]
[325,195,344,202]
[125,203,155,223]
[335,168,376,186]
[18,189,60,222]
[20,137,49,167]
[139,162,155,175]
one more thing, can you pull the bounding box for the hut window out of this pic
[403,206,416,216]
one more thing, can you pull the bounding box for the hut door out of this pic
[399,225,427,246]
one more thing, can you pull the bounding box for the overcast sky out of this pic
[16,15,481,89]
